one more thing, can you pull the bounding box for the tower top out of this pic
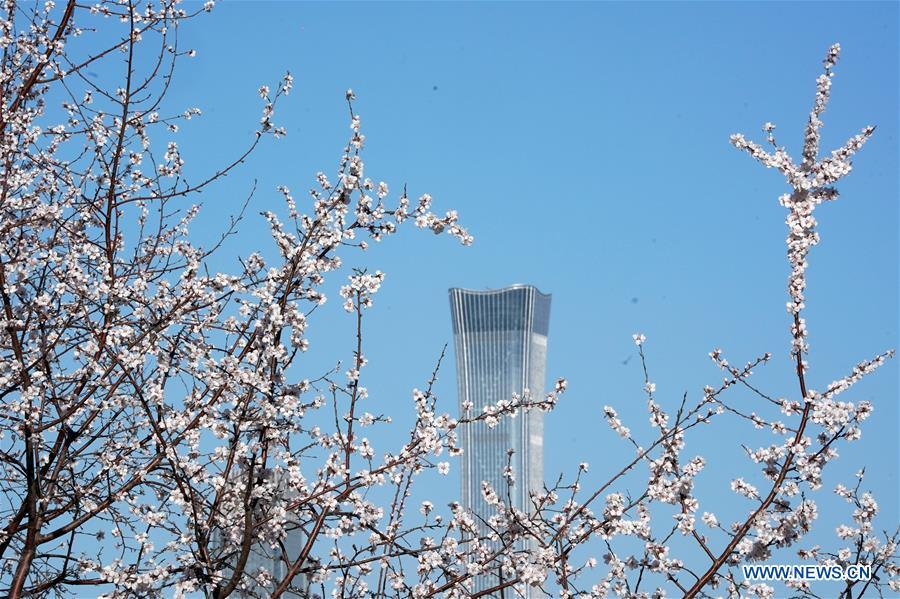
[448,283,551,297]
[448,285,551,336]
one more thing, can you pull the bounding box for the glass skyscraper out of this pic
[448,285,551,597]
[213,468,309,598]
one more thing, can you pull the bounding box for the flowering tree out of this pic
[0,1,895,598]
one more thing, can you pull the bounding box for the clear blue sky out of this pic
[164,0,897,590]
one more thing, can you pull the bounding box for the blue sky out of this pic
[161,0,897,589]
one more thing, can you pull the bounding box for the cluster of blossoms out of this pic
[339,270,385,312]
[730,44,875,358]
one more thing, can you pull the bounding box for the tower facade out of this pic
[214,468,309,598]
[448,285,551,596]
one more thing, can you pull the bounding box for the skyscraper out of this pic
[213,468,309,598]
[448,285,551,597]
